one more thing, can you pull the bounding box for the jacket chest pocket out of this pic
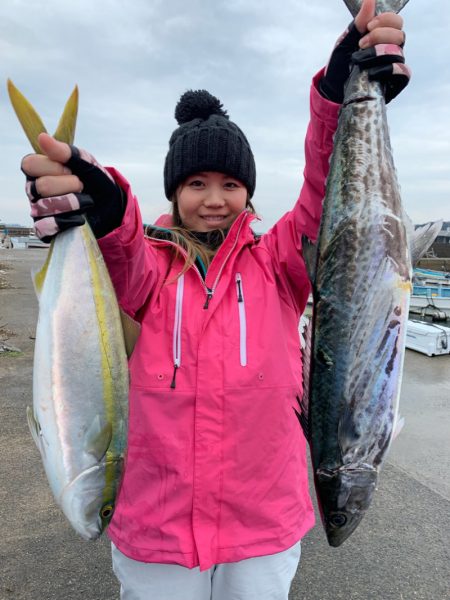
[235,273,247,367]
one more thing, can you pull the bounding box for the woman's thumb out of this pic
[38,132,71,163]
[354,0,376,33]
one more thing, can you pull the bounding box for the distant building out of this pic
[0,223,33,237]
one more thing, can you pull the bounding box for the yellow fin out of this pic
[32,242,54,298]
[53,85,79,145]
[120,309,141,359]
[7,79,47,153]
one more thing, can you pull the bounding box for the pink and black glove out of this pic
[319,23,410,104]
[25,146,126,242]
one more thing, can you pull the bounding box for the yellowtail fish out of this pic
[8,80,131,539]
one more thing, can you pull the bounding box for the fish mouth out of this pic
[343,94,377,106]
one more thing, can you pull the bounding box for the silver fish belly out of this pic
[306,65,411,546]
[28,224,128,539]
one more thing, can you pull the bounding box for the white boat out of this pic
[409,286,450,320]
[409,268,450,320]
[409,293,450,311]
[25,234,50,249]
[406,320,450,356]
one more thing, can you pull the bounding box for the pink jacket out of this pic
[98,71,339,571]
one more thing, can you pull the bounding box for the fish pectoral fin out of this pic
[26,406,42,451]
[392,414,405,441]
[338,407,361,458]
[301,235,318,286]
[120,308,141,359]
[299,314,313,443]
[294,403,311,443]
[84,415,113,462]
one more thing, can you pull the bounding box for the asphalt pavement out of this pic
[1,249,449,600]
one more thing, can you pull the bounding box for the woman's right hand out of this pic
[22,133,126,241]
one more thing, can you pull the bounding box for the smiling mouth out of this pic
[201,215,228,222]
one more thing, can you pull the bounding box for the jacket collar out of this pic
[149,209,259,287]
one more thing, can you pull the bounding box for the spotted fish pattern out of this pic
[303,0,411,547]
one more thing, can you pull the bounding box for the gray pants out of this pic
[111,541,301,600]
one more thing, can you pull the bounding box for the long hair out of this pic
[145,193,256,282]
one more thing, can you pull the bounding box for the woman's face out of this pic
[175,171,248,232]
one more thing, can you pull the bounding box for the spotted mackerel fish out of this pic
[8,81,132,539]
[300,0,418,546]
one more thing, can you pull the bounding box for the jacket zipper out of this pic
[170,274,184,389]
[235,273,247,366]
[147,215,249,387]
[147,212,248,310]
[205,215,248,309]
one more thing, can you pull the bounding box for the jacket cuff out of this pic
[311,68,341,126]
[97,167,144,258]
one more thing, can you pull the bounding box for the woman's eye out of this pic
[224,181,239,189]
[188,179,204,187]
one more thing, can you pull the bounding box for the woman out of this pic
[21,2,408,597]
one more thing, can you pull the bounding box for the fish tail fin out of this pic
[343,0,410,18]
[7,79,47,153]
[7,78,79,151]
[392,414,405,440]
[53,85,79,145]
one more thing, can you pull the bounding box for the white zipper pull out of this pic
[235,273,247,367]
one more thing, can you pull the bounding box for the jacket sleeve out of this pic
[97,167,159,318]
[259,68,340,314]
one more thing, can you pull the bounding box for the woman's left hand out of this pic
[320,0,410,104]
[355,0,405,47]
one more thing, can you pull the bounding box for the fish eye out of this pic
[100,503,114,520]
[329,512,347,527]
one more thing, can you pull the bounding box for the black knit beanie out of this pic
[164,90,256,199]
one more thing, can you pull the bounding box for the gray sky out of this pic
[1,0,448,231]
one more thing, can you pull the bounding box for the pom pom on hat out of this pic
[164,89,256,200]
[175,90,228,124]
